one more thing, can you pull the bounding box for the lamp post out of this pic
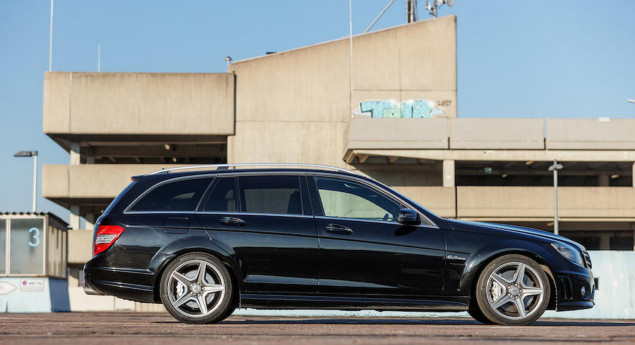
[548,160,563,235]
[13,150,38,212]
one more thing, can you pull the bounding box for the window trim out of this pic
[196,211,314,219]
[122,171,436,228]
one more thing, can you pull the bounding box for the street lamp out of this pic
[13,150,38,212]
[548,160,564,235]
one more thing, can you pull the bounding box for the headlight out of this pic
[551,242,584,266]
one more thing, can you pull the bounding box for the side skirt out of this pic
[240,294,469,312]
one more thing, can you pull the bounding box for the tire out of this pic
[475,254,551,326]
[468,307,494,324]
[159,252,234,324]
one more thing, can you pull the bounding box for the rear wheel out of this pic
[468,307,494,324]
[160,252,234,324]
[475,254,550,326]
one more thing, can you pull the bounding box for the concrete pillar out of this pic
[85,147,95,164]
[599,233,611,250]
[85,213,95,230]
[599,174,609,187]
[69,205,81,230]
[70,143,81,165]
[443,160,455,187]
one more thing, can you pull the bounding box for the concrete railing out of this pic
[393,186,456,218]
[348,117,635,151]
[348,118,448,150]
[449,118,544,150]
[547,118,635,150]
[457,186,635,219]
[42,164,188,200]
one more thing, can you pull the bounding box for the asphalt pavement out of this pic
[0,312,633,345]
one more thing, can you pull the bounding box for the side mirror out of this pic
[398,209,420,225]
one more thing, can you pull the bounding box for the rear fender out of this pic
[148,233,244,301]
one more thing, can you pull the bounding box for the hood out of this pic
[447,219,586,251]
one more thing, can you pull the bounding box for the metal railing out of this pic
[148,163,356,175]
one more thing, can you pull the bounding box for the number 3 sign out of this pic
[28,227,40,247]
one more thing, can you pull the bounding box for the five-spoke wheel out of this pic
[160,253,234,324]
[475,254,551,325]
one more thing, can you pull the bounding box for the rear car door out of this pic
[111,176,213,273]
[310,175,446,297]
[197,174,319,294]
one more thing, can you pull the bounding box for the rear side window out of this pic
[239,176,302,215]
[129,178,212,212]
[201,177,237,212]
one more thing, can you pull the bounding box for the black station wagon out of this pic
[84,164,597,325]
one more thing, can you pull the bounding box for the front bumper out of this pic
[554,270,597,311]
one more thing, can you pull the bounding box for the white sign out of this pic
[0,281,17,295]
[20,279,44,292]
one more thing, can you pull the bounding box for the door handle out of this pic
[220,217,246,226]
[325,223,353,235]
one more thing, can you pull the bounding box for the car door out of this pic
[197,174,319,294]
[310,175,446,297]
[120,176,214,270]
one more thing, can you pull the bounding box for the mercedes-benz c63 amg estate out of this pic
[84,164,597,325]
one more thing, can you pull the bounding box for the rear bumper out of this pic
[83,279,104,296]
[83,260,157,303]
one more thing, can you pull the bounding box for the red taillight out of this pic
[94,225,125,256]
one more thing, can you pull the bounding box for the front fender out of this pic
[459,239,551,294]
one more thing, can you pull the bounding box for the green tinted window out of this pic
[315,177,401,221]
[9,218,44,275]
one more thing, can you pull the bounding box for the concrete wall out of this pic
[457,187,635,219]
[229,16,456,167]
[43,72,235,136]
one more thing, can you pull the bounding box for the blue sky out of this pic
[1,0,634,220]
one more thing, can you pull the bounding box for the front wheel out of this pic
[475,254,551,326]
[159,252,234,324]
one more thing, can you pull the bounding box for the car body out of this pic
[84,164,597,325]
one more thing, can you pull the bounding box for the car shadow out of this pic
[156,318,635,327]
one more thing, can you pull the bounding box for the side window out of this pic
[129,178,212,212]
[239,175,302,215]
[201,177,237,212]
[315,177,402,222]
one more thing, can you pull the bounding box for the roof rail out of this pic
[147,163,357,175]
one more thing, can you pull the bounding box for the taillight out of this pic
[94,225,125,256]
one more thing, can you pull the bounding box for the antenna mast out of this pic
[407,0,418,22]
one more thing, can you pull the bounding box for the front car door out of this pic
[197,174,318,295]
[309,174,446,298]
